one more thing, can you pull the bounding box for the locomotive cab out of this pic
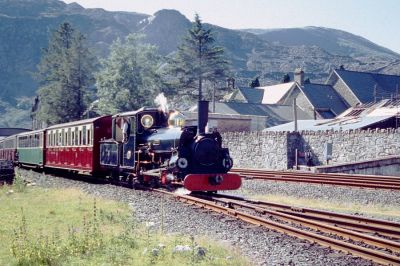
[100,108,181,184]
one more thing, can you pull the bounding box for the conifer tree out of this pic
[167,14,229,103]
[96,34,163,114]
[36,22,97,125]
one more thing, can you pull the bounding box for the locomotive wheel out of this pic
[128,174,135,189]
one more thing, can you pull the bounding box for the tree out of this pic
[36,22,97,125]
[96,34,163,114]
[249,77,260,88]
[167,14,229,103]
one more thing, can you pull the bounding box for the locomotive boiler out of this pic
[99,101,241,191]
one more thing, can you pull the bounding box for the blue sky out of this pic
[62,0,400,54]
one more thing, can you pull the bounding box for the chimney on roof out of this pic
[294,68,304,86]
[227,77,235,90]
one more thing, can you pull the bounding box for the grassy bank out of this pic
[0,176,248,265]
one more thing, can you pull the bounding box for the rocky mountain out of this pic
[243,27,399,59]
[1,0,400,127]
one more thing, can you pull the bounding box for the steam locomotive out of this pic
[0,101,241,192]
[99,101,241,191]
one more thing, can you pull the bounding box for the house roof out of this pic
[265,99,400,132]
[235,82,296,104]
[300,83,349,115]
[237,87,264,103]
[259,82,296,104]
[210,102,311,127]
[334,69,400,103]
[264,116,394,132]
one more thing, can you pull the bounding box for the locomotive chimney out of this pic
[198,100,209,135]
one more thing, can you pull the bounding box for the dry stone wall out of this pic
[222,129,400,170]
[222,131,289,170]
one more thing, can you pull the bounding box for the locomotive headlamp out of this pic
[141,115,154,129]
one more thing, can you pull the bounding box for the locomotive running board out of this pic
[183,173,241,191]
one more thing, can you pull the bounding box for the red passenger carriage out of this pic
[45,116,112,174]
[0,135,17,161]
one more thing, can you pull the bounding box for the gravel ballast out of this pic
[18,169,380,266]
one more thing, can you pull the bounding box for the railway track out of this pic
[231,168,400,190]
[154,189,400,265]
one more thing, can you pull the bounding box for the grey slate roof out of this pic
[212,102,311,127]
[300,83,349,115]
[334,69,400,103]
[238,87,264,103]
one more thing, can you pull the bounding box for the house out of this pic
[225,68,349,119]
[326,68,400,106]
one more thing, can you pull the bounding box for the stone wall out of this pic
[297,129,400,168]
[222,131,289,169]
[222,129,400,170]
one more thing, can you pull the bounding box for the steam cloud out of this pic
[154,93,169,113]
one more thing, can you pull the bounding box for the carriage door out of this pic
[121,117,136,168]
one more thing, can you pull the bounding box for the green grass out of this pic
[0,178,249,266]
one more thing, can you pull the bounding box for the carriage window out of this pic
[87,126,93,146]
[79,129,82,146]
[82,126,87,145]
[63,129,67,146]
[72,131,75,146]
[67,128,71,146]
[75,127,79,145]
[56,131,58,146]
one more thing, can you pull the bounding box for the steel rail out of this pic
[232,168,400,182]
[252,200,400,239]
[211,197,400,253]
[230,169,400,190]
[196,193,400,239]
[153,189,400,265]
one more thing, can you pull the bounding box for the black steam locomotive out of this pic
[99,101,241,191]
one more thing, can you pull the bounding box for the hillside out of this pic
[243,27,400,59]
[1,0,400,127]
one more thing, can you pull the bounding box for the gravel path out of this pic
[17,169,380,266]
[233,179,400,222]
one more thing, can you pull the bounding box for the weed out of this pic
[12,170,26,193]
[11,201,105,265]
